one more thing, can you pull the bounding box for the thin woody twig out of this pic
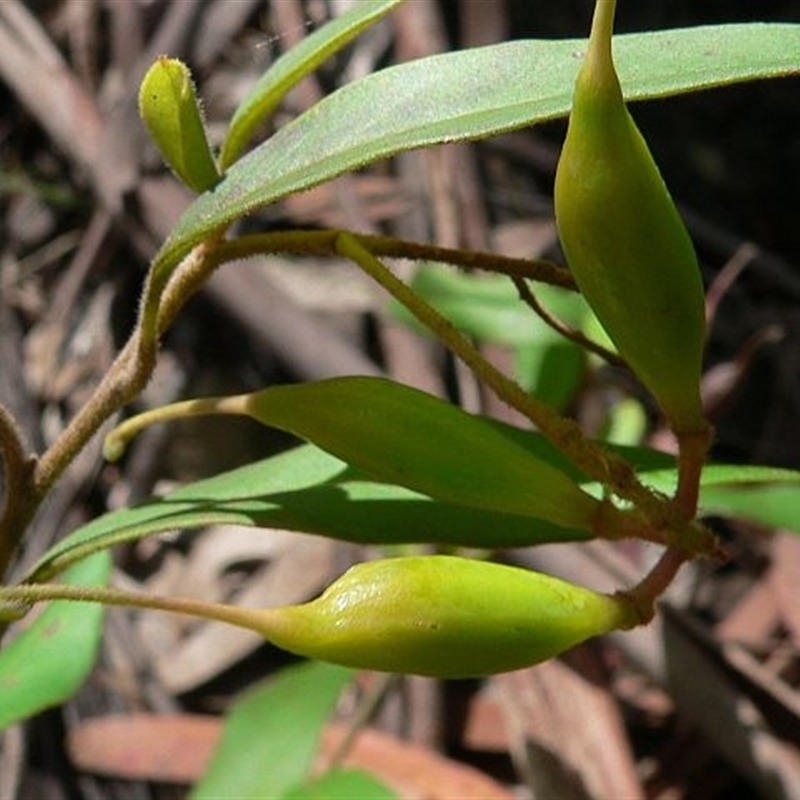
[511,275,627,368]
[205,229,576,289]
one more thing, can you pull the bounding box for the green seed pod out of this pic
[244,376,601,532]
[554,0,707,436]
[244,556,638,678]
[102,375,653,541]
[138,57,220,193]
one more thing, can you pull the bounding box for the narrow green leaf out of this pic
[394,265,589,347]
[25,435,800,585]
[285,768,397,800]
[153,24,800,272]
[220,0,403,169]
[244,377,598,531]
[192,662,352,800]
[645,464,800,533]
[0,551,110,731]
[25,443,589,583]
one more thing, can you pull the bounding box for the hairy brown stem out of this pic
[511,276,626,367]
[0,402,36,579]
[7,237,225,579]
[205,229,577,289]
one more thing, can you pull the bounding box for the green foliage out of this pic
[242,377,600,530]
[154,23,800,275]
[219,0,403,169]
[1,2,800,795]
[0,552,110,729]
[24,442,800,587]
[191,662,394,799]
[25,441,591,585]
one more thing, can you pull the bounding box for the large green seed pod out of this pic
[554,0,707,437]
[243,556,639,678]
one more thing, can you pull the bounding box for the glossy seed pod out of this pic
[245,556,638,678]
[554,0,707,436]
[138,57,220,193]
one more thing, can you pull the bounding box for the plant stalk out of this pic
[205,229,576,289]
[622,546,687,623]
[0,581,264,632]
[511,275,625,367]
[588,0,617,68]
[333,232,683,529]
[674,425,713,520]
[104,395,249,461]
[6,232,227,578]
